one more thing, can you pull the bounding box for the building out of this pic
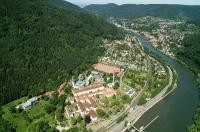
[21,101,32,110]
[77,102,89,117]
[76,97,98,118]
[28,97,38,103]
[69,83,116,122]
[66,97,75,104]
[92,74,104,83]
[20,97,38,110]
[126,89,136,98]
[89,110,98,122]
[65,107,76,118]
[73,80,85,88]
[85,74,93,86]
[72,84,104,96]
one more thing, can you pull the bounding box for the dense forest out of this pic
[176,28,200,78]
[0,0,123,105]
[181,26,200,132]
[84,4,200,23]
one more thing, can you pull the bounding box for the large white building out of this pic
[20,97,38,110]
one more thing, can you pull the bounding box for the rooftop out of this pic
[72,83,103,94]
[89,110,97,118]
[28,97,38,102]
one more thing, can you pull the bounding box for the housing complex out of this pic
[65,63,121,122]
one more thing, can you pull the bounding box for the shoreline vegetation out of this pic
[99,32,178,132]
[136,33,178,94]
[116,66,176,132]
[136,31,199,132]
[126,37,177,126]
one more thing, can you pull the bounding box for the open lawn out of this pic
[123,69,147,88]
[2,97,56,132]
[97,92,131,119]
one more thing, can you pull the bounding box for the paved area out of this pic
[110,66,173,132]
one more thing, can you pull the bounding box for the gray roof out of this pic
[21,101,32,109]
[28,97,37,102]
[75,80,85,88]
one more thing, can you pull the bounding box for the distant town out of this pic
[112,16,197,57]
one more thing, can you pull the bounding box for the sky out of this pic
[66,0,200,6]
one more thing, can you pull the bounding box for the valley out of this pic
[0,1,200,132]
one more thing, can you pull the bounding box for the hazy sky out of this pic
[66,0,200,6]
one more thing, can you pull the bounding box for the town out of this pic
[111,16,197,57]
[2,34,174,132]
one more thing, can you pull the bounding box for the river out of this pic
[132,32,199,132]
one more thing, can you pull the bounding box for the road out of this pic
[109,66,173,132]
[88,51,151,132]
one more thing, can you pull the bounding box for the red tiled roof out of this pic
[72,84,103,94]
[88,98,97,108]
[77,97,98,112]
[89,110,97,118]
[75,93,89,102]
[77,102,86,112]
[88,97,97,108]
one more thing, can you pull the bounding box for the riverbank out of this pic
[110,66,174,132]
[131,31,199,132]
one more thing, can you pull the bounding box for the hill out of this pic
[0,0,123,105]
[47,0,81,11]
[84,4,200,22]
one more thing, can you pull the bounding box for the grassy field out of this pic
[1,97,56,132]
[97,92,131,120]
[123,69,147,88]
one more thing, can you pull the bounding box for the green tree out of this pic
[84,115,91,124]
[0,0,124,106]
[114,82,120,89]
[124,120,128,127]
[77,115,83,123]
[44,104,56,114]
[70,117,77,125]
[96,109,106,118]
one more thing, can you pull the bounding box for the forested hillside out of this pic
[84,4,200,23]
[177,29,200,77]
[0,0,123,105]
[183,26,200,132]
[47,0,81,11]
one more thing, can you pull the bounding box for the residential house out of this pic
[89,110,98,122]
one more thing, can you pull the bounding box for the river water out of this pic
[133,32,199,132]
